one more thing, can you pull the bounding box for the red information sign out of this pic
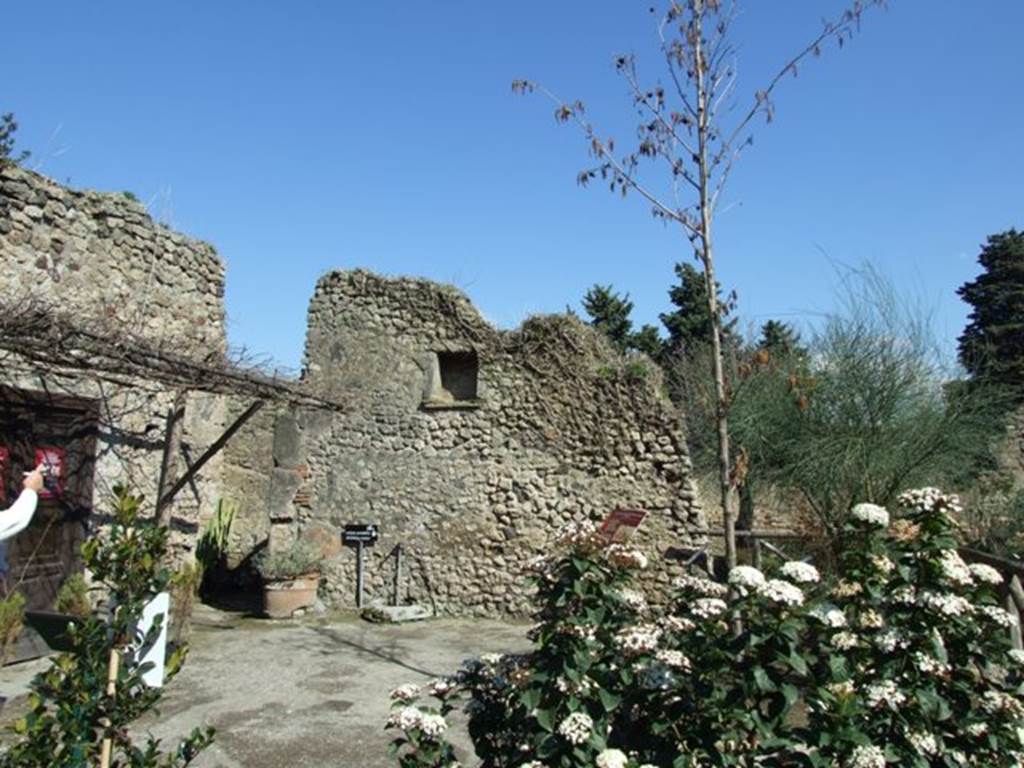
[0,447,9,499]
[34,446,66,499]
[598,508,647,543]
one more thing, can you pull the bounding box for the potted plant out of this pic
[256,539,323,618]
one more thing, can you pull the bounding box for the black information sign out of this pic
[343,524,379,547]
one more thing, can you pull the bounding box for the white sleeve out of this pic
[0,489,39,541]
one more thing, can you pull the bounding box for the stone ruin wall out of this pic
[0,166,240,555]
[272,270,706,616]
[0,164,225,352]
[1,167,709,615]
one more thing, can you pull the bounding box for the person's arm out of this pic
[0,489,39,541]
[0,468,43,542]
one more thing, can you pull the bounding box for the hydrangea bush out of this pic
[385,490,1024,767]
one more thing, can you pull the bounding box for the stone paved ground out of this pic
[0,606,531,768]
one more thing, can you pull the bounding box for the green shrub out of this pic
[0,591,26,665]
[1,486,213,767]
[54,573,92,617]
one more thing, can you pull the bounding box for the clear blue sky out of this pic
[6,2,1022,371]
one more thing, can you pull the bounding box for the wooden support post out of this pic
[1009,576,1024,651]
[156,400,265,515]
[98,647,120,768]
[155,389,188,528]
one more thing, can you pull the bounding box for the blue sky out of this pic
[6,2,1022,371]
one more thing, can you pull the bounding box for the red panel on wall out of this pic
[34,446,65,499]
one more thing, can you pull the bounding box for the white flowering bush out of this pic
[385,676,461,767]
[802,488,1024,766]
[385,491,1024,767]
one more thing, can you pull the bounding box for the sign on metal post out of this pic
[342,525,379,608]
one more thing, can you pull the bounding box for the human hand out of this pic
[23,465,44,493]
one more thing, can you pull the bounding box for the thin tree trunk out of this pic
[694,6,737,572]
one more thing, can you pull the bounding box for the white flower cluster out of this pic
[809,606,847,628]
[690,597,728,620]
[595,749,628,768]
[480,653,505,665]
[875,628,908,653]
[606,544,649,569]
[833,580,863,598]
[832,631,859,650]
[518,762,545,768]
[897,486,962,514]
[420,713,449,739]
[865,679,906,709]
[556,675,594,696]
[655,648,692,671]
[390,683,421,702]
[615,624,662,656]
[427,677,458,698]
[937,549,974,587]
[780,560,821,584]
[729,565,767,592]
[555,520,601,548]
[980,691,1024,718]
[914,652,950,677]
[888,585,916,605]
[721,565,806,606]
[907,730,939,756]
[760,578,806,607]
[978,604,1018,628]
[660,615,697,633]
[918,590,972,618]
[969,563,1004,585]
[850,503,890,528]
[858,609,884,629]
[556,711,593,745]
[847,744,886,768]
[558,623,598,642]
[388,706,424,730]
[870,554,895,574]
[673,573,729,597]
[617,588,648,612]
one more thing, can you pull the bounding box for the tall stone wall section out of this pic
[0,167,231,554]
[0,165,225,352]
[274,270,704,616]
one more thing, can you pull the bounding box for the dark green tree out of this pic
[0,113,30,168]
[581,284,635,352]
[756,319,806,361]
[957,229,1024,395]
[631,323,663,360]
[659,262,735,357]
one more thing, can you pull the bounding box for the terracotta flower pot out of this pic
[262,573,319,618]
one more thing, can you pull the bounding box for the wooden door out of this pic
[0,388,97,663]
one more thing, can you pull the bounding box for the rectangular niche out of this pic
[422,350,481,410]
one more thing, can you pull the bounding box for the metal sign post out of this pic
[342,524,379,609]
[355,540,365,608]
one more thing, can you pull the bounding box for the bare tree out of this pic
[514,0,884,571]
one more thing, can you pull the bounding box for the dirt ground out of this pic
[0,605,531,768]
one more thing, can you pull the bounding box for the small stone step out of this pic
[361,604,431,623]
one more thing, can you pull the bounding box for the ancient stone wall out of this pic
[272,270,705,616]
[0,165,225,352]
